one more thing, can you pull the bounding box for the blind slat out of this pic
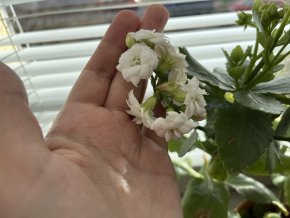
[0,12,238,46]
[0,0,45,6]
[1,27,255,62]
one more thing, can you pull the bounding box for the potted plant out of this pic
[116,0,289,217]
[169,0,290,217]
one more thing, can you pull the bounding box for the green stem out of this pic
[270,7,290,52]
[243,32,260,84]
[243,8,290,88]
[172,159,204,179]
[243,60,265,88]
[272,38,290,63]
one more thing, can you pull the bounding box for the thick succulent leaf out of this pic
[276,107,290,138]
[234,90,285,115]
[178,131,198,157]
[215,104,274,174]
[265,141,281,174]
[182,176,229,218]
[253,75,290,95]
[225,174,278,204]
[180,47,236,91]
[253,10,265,35]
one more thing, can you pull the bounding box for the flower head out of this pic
[155,44,188,77]
[151,111,198,141]
[127,29,169,47]
[184,77,207,120]
[117,44,158,86]
[168,68,187,84]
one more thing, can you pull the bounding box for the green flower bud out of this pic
[157,62,171,79]
[267,4,278,19]
[126,34,136,48]
[252,0,263,11]
[261,10,270,25]
[236,12,252,28]
[229,66,245,80]
[230,45,244,63]
[157,82,186,103]
[142,95,157,112]
[224,92,235,103]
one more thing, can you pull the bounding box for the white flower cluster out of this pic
[117,29,207,141]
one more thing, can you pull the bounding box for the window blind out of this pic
[0,0,256,144]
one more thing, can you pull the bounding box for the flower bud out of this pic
[229,66,245,80]
[252,0,263,11]
[142,95,157,112]
[230,45,244,63]
[236,12,252,28]
[126,34,136,48]
[261,10,270,25]
[267,4,278,19]
[141,96,158,128]
[157,82,186,103]
[224,92,235,103]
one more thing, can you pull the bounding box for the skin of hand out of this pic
[0,4,183,218]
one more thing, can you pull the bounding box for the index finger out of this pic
[66,10,140,106]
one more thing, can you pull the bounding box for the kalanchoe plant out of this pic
[176,0,290,217]
[118,1,290,217]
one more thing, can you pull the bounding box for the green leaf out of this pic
[180,47,236,91]
[265,141,281,173]
[197,140,218,156]
[253,75,290,95]
[276,107,290,138]
[234,90,285,115]
[253,10,265,35]
[207,156,228,181]
[225,174,278,204]
[257,31,266,47]
[215,104,274,174]
[277,30,290,46]
[178,131,198,157]
[271,64,284,73]
[182,176,229,218]
[284,176,290,206]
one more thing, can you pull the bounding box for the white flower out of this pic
[168,68,188,84]
[154,44,188,69]
[126,92,156,127]
[126,90,142,124]
[151,111,198,141]
[117,44,158,86]
[184,77,207,120]
[128,29,169,46]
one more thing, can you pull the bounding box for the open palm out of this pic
[0,5,183,218]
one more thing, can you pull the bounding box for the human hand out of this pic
[0,5,183,218]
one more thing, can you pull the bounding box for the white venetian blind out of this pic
[0,0,256,136]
